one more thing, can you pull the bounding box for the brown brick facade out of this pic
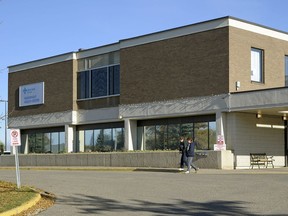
[8,20,288,115]
[120,28,230,104]
[8,60,76,117]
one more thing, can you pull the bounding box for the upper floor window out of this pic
[77,64,120,99]
[251,48,264,83]
[77,51,120,100]
[78,51,119,71]
[285,55,288,86]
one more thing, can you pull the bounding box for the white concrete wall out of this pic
[226,112,285,168]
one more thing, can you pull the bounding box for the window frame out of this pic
[77,63,120,100]
[251,47,264,83]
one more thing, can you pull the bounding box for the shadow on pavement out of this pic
[57,194,257,215]
[134,168,180,173]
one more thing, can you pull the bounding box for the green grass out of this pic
[0,181,38,213]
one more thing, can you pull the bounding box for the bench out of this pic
[250,153,274,169]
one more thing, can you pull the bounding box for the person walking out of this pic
[179,137,186,171]
[185,137,199,174]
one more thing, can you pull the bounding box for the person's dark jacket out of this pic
[179,141,185,153]
[186,142,196,157]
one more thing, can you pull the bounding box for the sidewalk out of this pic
[1,165,288,174]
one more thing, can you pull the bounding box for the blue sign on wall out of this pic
[19,82,44,107]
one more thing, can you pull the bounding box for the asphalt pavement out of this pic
[0,167,288,216]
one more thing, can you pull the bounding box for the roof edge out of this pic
[9,16,288,73]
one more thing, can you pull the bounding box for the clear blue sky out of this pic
[0,0,288,144]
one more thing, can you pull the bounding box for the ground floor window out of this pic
[21,127,65,153]
[77,122,124,152]
[137,115,216,150]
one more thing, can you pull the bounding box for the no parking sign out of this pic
[10,129,21,146]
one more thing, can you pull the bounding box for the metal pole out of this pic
[4,101,7,151]
[0,100,8,151]
[14,146,21,189]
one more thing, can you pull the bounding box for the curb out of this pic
[0,193,41,216]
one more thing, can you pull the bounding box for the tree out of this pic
[0,140,4,153]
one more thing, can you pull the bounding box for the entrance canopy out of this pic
[230,87,288,118]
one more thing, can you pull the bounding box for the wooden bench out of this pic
[250,153,274,169]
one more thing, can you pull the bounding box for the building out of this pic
[8,16,288,168]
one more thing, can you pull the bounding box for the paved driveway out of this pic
[0,168,288,215]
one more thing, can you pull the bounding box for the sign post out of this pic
[10,129,21,189]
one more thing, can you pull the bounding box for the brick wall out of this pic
[8,60,76,117]
[229,26,288,92]
[120,28,230,104]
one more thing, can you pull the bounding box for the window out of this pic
[78,71,90,99]
[78,51,120,71]
[26,131,65,154]
[137,115,216,150]
[285,56,288,86]
[78,64,120,99]
[91,67,108,97]
[77,51,120,99]
[251,48,264,82]
[51,132,59,153]
[80,126,125,152]
[84,130,94,152]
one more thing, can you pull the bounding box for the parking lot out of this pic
[0,167,288,215]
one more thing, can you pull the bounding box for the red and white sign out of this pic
[214,144,227,151]
[217,135,224,144]
[10,129,21,146]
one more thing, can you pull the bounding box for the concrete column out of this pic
[124,119,137,150]
[216,111,226,144]
[65,125,76,153]
[23,134,29,154]
[78,130,85,152]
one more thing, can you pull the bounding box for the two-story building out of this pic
[8,16,288,168]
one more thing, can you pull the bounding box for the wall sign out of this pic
[19,82,44,107]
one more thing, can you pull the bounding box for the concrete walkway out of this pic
[0,167,288,215]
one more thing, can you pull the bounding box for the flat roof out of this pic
[9,16,288,73]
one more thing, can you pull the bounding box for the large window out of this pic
[251,48,264,83]
[78,51,120,99]
[137,115,216,151]
[285,56,288,86]
[78,123,125,152]
[78,64,120,99]
[25,131,65,153]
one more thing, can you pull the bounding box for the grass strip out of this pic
[0,181,38,213]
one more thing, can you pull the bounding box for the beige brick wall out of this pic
[229,27,288,92]
[120,28,230,104]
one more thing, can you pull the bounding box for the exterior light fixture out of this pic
[256,113,262,119]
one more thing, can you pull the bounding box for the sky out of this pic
[0,0,288,146]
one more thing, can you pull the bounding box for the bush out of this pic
[0,143,4,154]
